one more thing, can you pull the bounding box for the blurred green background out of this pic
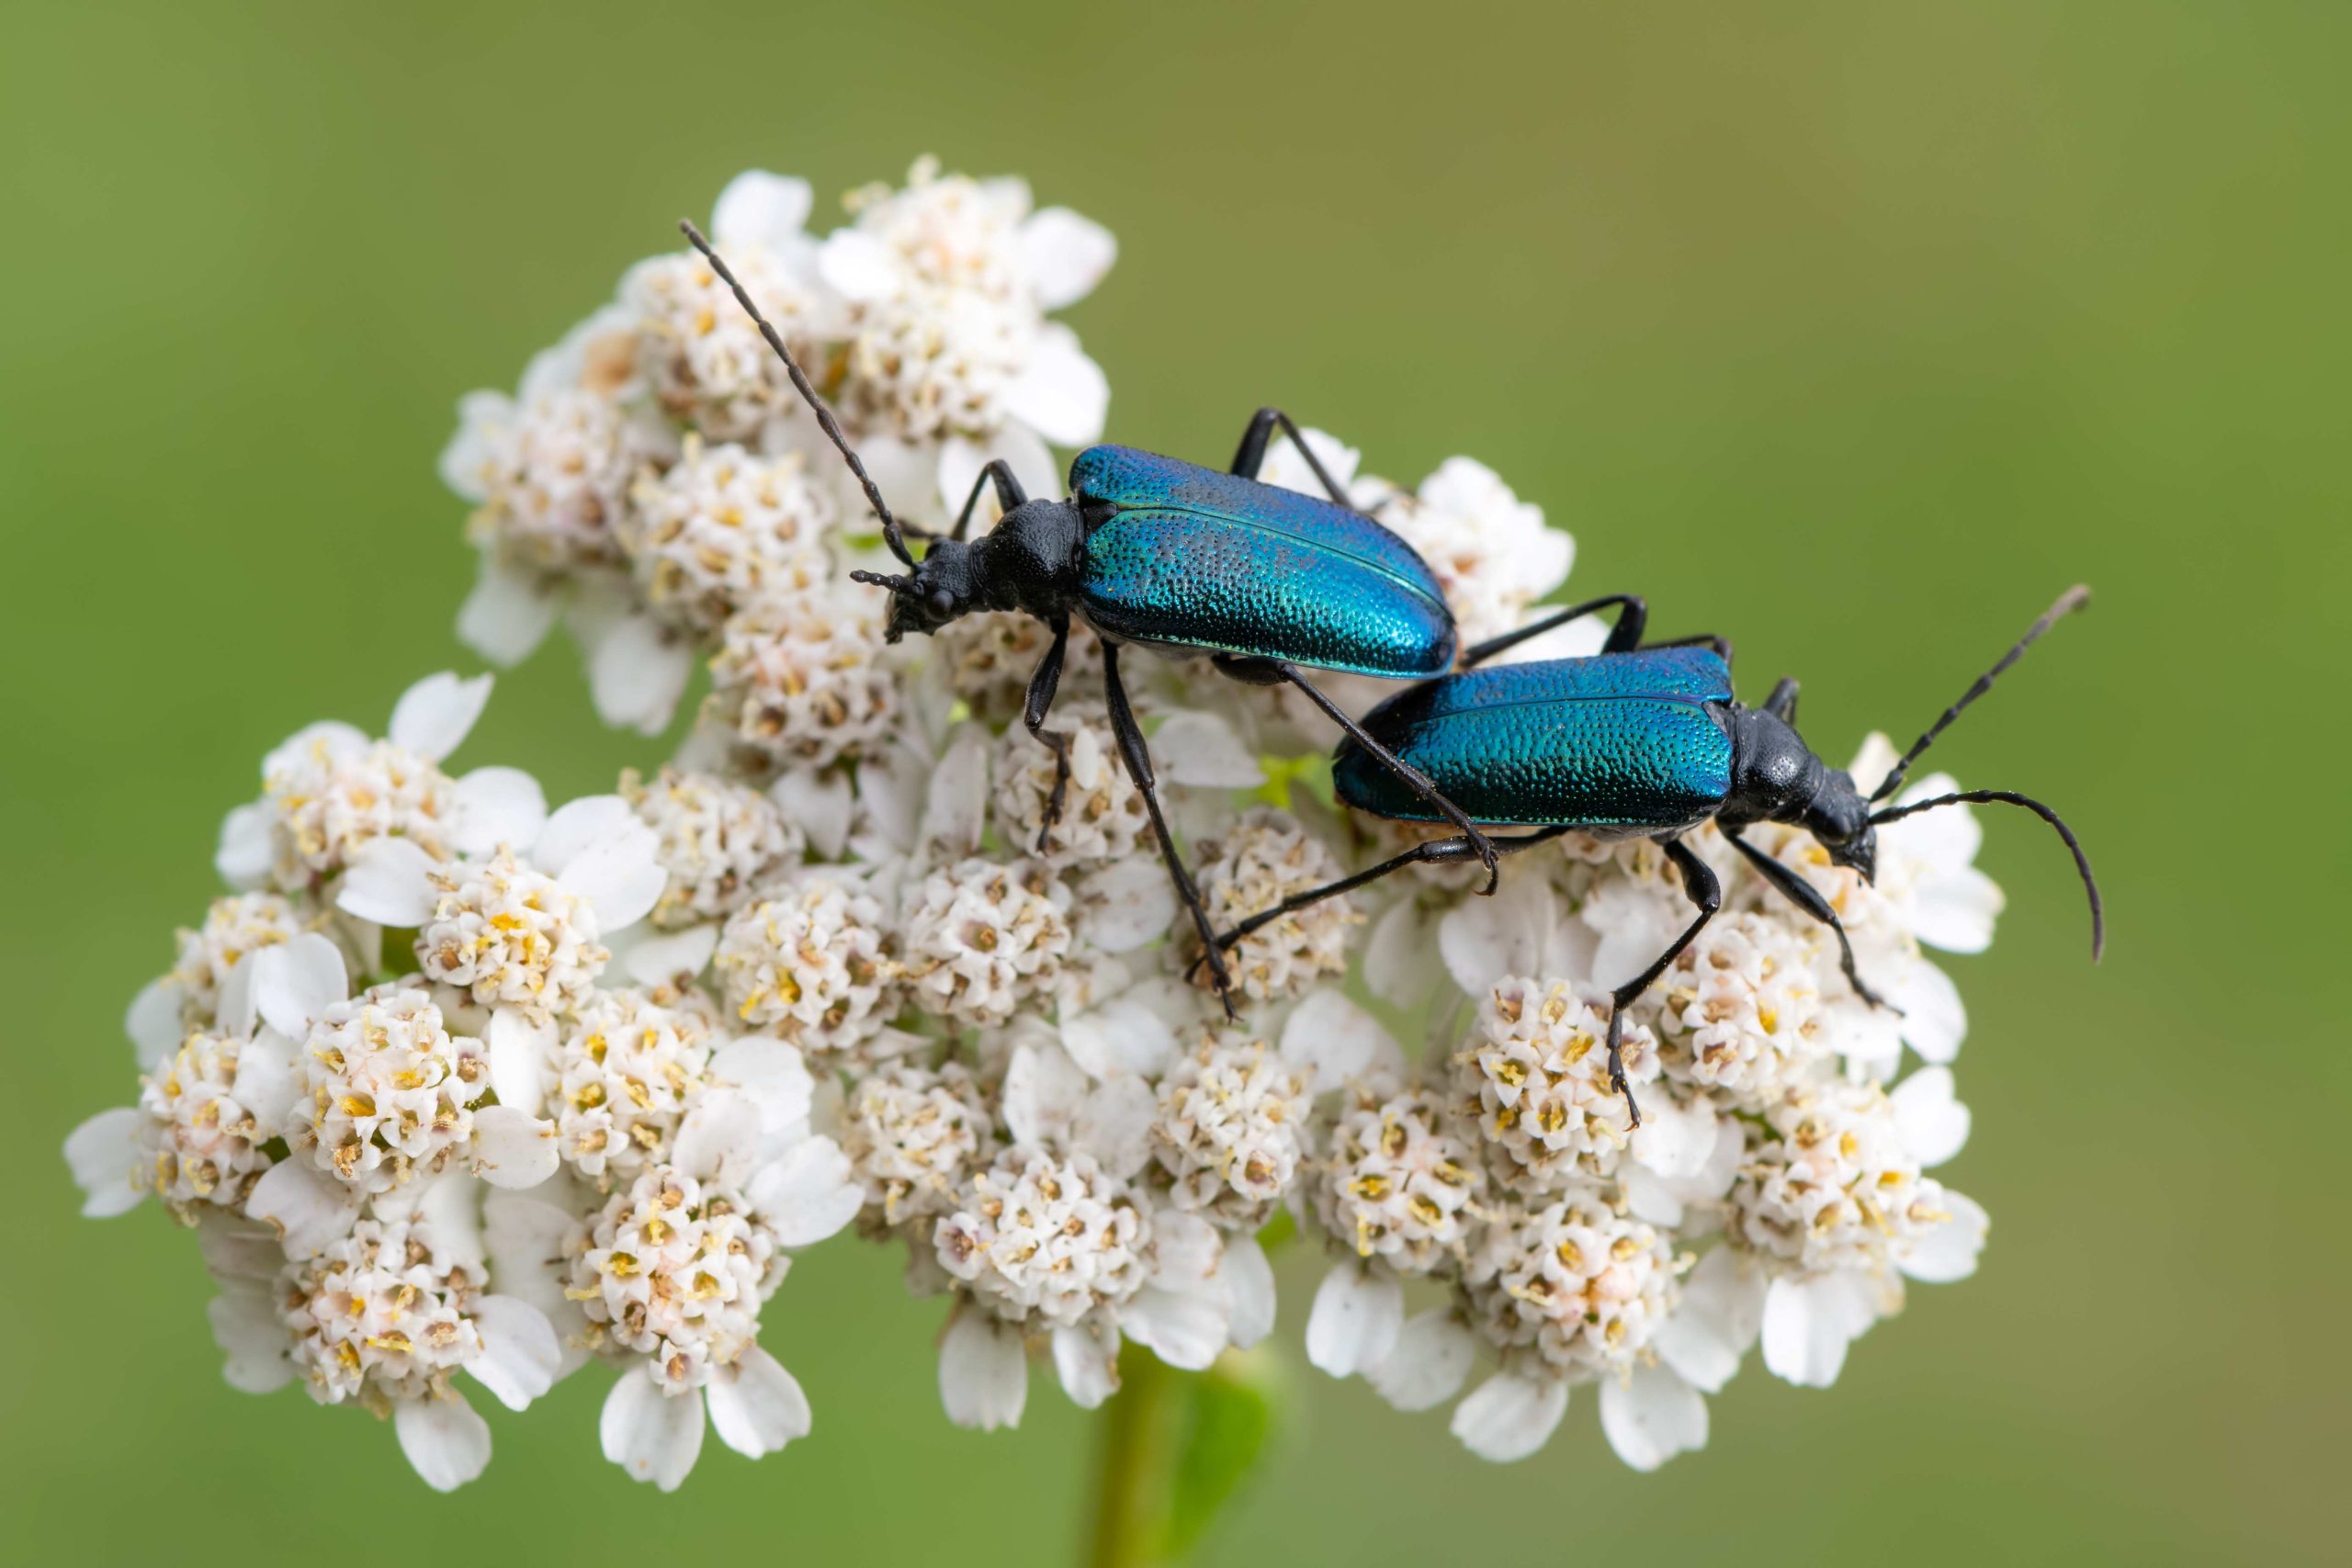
[6,1,2344,1562]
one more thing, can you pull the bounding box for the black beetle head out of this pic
[1804,776,1879,884]
[852,537,982,641]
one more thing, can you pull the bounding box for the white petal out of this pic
[1900,1190,1989,1284]
[1003,326,1109,446]
[1076,859,1178,953]
[818,229,903,301]
[1153,710,1264,789]
[1261,428,1362,495]
[1760,1271,1880,1388]
[1895,958,1968,1065]
[560,833,668,933]
[1061,993,1178,1080]
[1366,1310,1476,1412]
[1002,1042,1091,1149]
[673,1090,765,1185]
[601,1363,706,1490]
[245,1160,360,1258]
[1021,207,1116,310]
[214,802,273,889]
[1629,1093,1718,1181]
[389,671,493,762]
[62,1107,145,1217]
[481,1195,590,1371]
[1890,1066,1971,1168]
[1599,1363,1709,1472]
[335,837,441,928]
[937,425,1061,523]
[1911,868,2004,953]
[1304,1262,1404,1377]
[458,555,562,667]
[486,1009,554,1117]
[1073,1077,1158,1182]
[231,1027,302,1134]
[1482,606,1610,666]
[452,766,548,857]
[395,1394,493,1492]
[126,980,184,1069]
[707,1346,811,1458]
[1218,1235,1277,1350]
[263,720,368,780]
[1363,898,1442,1010]
[769,767,853,861]
[710,1037,816,1128]
[469,1294,562,1411]
[533,795,640,876]
[195,1215,285,1283]
[482,1192,581,1292]
[410,1168,486,1273]
[712,170,813,251]
[1052,1319,1123,1409]
[1279,989,1405,1094]
[439,389,514,502]
[1149,1208,1224,1291]
[252,932,347,1039]
[1451,1370,1568,1463]
[615,921,720,987]
[208,1283,292,1393]
[938,1312,1027,1431]
[470,1105,558,1190]
[1440,875,1559,998]
[921,724,991,855]
[586,614,695,737]
[1655,1247,1762,1394]
[1123,1284,1228,1371]
[746,1136,862,1247]
[1891,773,1981,867]
[852,740,924,856]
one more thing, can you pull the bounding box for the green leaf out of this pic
[1159,1353,1280,1561]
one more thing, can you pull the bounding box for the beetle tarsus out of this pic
[1605,1006,1643,1128]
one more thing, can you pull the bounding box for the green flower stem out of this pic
[1086,1347,1175,1568]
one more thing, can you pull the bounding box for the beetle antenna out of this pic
[1871,585,2088,804]
[848,570,918,598]
[679,219,922,569]
[1869,788,2104,961]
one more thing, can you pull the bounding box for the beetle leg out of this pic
[1190,827,1571,979]
[1461,593,1651,667]
[1101,640,1238,1016]
[1645,632,1736,664]
[951,459,1031,543]
[1600,837,1723,1128]
[1023,616,1073,851]
[1762,677,1800,722]
[1274,666,1502,893]
[1229,406,1358,509]
[1724,828,1894,1010]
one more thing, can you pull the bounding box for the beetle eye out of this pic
[928,590,956,620]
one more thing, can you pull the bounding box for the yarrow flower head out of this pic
[70,163,2035,1508]
[713,871,900,1059]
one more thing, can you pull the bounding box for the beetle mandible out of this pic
[1201,588,2106,1118]
[680,220,1500,1009]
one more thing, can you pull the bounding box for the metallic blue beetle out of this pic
[680,222,1498,1007]
[1209,590,2106,1119]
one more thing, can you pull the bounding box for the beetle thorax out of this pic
[982,499,1087,615]
[1722,706,1878,878]
[882,499,1086,639]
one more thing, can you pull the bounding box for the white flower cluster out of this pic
[69,671,857,1492]
[70,160,2009,1495]
[440,159,1115,744]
